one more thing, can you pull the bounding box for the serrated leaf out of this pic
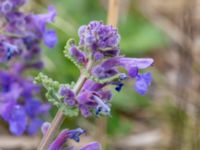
[60,105,79,117]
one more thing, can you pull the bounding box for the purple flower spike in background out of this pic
[0,0,57,136]
[0,70,51,135]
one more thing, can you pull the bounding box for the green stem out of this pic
[37,60,93,150]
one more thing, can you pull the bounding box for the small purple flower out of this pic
[77,80,112,117]
[92,57,153,94]
[8,105,27,136]
[134,72,152,95]
[44,29,58,48]
[59,85,76,106]
[69,45,88,65]
[48,127,100,150]
[49,128,85,150]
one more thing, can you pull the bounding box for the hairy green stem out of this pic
[37,60,93,150]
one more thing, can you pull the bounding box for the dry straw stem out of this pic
[107,0,119,27]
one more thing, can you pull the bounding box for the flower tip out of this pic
[47,5,57,22]
[41,122,51,135]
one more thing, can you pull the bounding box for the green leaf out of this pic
[60,105,79,117]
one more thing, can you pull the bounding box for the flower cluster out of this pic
[36,21,153,149]
[42,122,100,150]
[60,21,154,117]
[0,0,57,135]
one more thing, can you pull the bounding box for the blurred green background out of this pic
[3,0,199,150]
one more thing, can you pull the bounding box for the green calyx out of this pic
[34,73,79,117]
[63,39,83,70]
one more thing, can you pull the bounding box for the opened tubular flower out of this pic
[41,123,100,150]
[58,79,112,117]
[92,57,153,94]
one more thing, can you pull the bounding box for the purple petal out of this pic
[128,67,138,78]
[134,72,152,95]
[81,80,105,91]
[1,0,13,14]
[120,58,154,69]
[49,128,85,150]
[25,99,41,118]
[33,5,56,33]
[49,129,70,150]
[44,29,58,48]
[77,91,94,105]
[59,85,75,99]
[79,105,91,117]
[27,118,43,135]
[80,142,101,150]
[9,105,27,136]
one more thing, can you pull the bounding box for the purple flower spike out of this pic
[134,72,152,95]
[49,128,85,150]
[80,142,101,150]
[0,0,57,136]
